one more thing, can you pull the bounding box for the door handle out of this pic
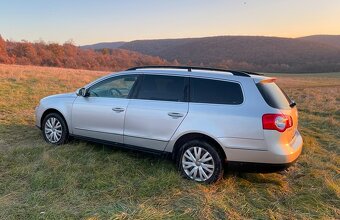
[112,107,125,113]
[168,112,184,118]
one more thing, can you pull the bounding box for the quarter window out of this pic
[136,75,188,102]
[190,78,243,104]
[88,75,138,98]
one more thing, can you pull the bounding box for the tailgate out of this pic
[280,106,298,143]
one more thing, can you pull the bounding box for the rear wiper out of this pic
[290,101,296,108]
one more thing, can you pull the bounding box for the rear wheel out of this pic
[42,113,69,145]
[178,140,224,183]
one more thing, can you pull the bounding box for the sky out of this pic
[0,0,340,45]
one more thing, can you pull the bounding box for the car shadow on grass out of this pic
[223,163,289,185]
[68,138,288,185]
[68,137,170,160]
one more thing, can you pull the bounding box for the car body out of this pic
[35,66,303,183]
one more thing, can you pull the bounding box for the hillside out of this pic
[119,36,340,73]
[117,38,196,56]
[81,41,126,50]
[3,35,340,73]
[298,35,340,48]
[82,35,340,73]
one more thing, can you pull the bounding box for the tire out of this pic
[42,113,69,145]
[177,139,224,184]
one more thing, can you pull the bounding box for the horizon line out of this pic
[1,33,340,46]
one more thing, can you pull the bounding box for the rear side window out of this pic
[136,75,188,102]
[256,82,291,109]
[190,78,243,105]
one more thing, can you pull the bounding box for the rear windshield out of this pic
[256,82,291,109]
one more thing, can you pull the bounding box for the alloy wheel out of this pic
[182,146,215,182]
[44,117,63,143]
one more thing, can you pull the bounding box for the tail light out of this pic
[262,114,293,132]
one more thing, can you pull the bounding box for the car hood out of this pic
[41,92,77,101]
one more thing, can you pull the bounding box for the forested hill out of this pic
[298,35,340,49]
[2,35,340,73]
[119,36,340,73]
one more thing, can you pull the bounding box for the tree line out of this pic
[0,36,169,71]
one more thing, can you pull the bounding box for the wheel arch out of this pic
[41,108,69,131]
[172,132,227,162]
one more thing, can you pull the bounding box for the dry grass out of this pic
[0,64,105,126]
[0,64,339,219]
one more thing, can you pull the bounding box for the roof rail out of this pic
[126,66,252,77]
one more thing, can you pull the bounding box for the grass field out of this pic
[0,64,339,219]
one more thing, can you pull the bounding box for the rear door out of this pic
[123,74,189,151]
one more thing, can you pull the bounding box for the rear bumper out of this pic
[219,130,303,164]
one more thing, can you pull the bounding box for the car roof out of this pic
[85,67,271,88]
[124,66,271,82]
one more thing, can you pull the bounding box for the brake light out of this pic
[262,114,293,132]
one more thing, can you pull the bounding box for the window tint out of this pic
[88,75,137,98]
[256,82,291,109]
[136,75,187,102]
[190,78,243,105]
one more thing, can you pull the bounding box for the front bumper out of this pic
[35,106,43,129]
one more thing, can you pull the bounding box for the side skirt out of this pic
[70,134,172,158]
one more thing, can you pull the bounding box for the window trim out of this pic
[188,76,244,105]
[129,74,143,99]
[133,74,189,102]
[86,74,140,99]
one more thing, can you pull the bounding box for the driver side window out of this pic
[88,75,138,98]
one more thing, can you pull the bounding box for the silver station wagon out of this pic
[35,66,303,183]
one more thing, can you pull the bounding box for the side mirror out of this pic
[76,88,88,97]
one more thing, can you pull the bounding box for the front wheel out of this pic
[178,140,224,183]
[42,113,69,145]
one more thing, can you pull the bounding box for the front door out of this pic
[72,74,138,143]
